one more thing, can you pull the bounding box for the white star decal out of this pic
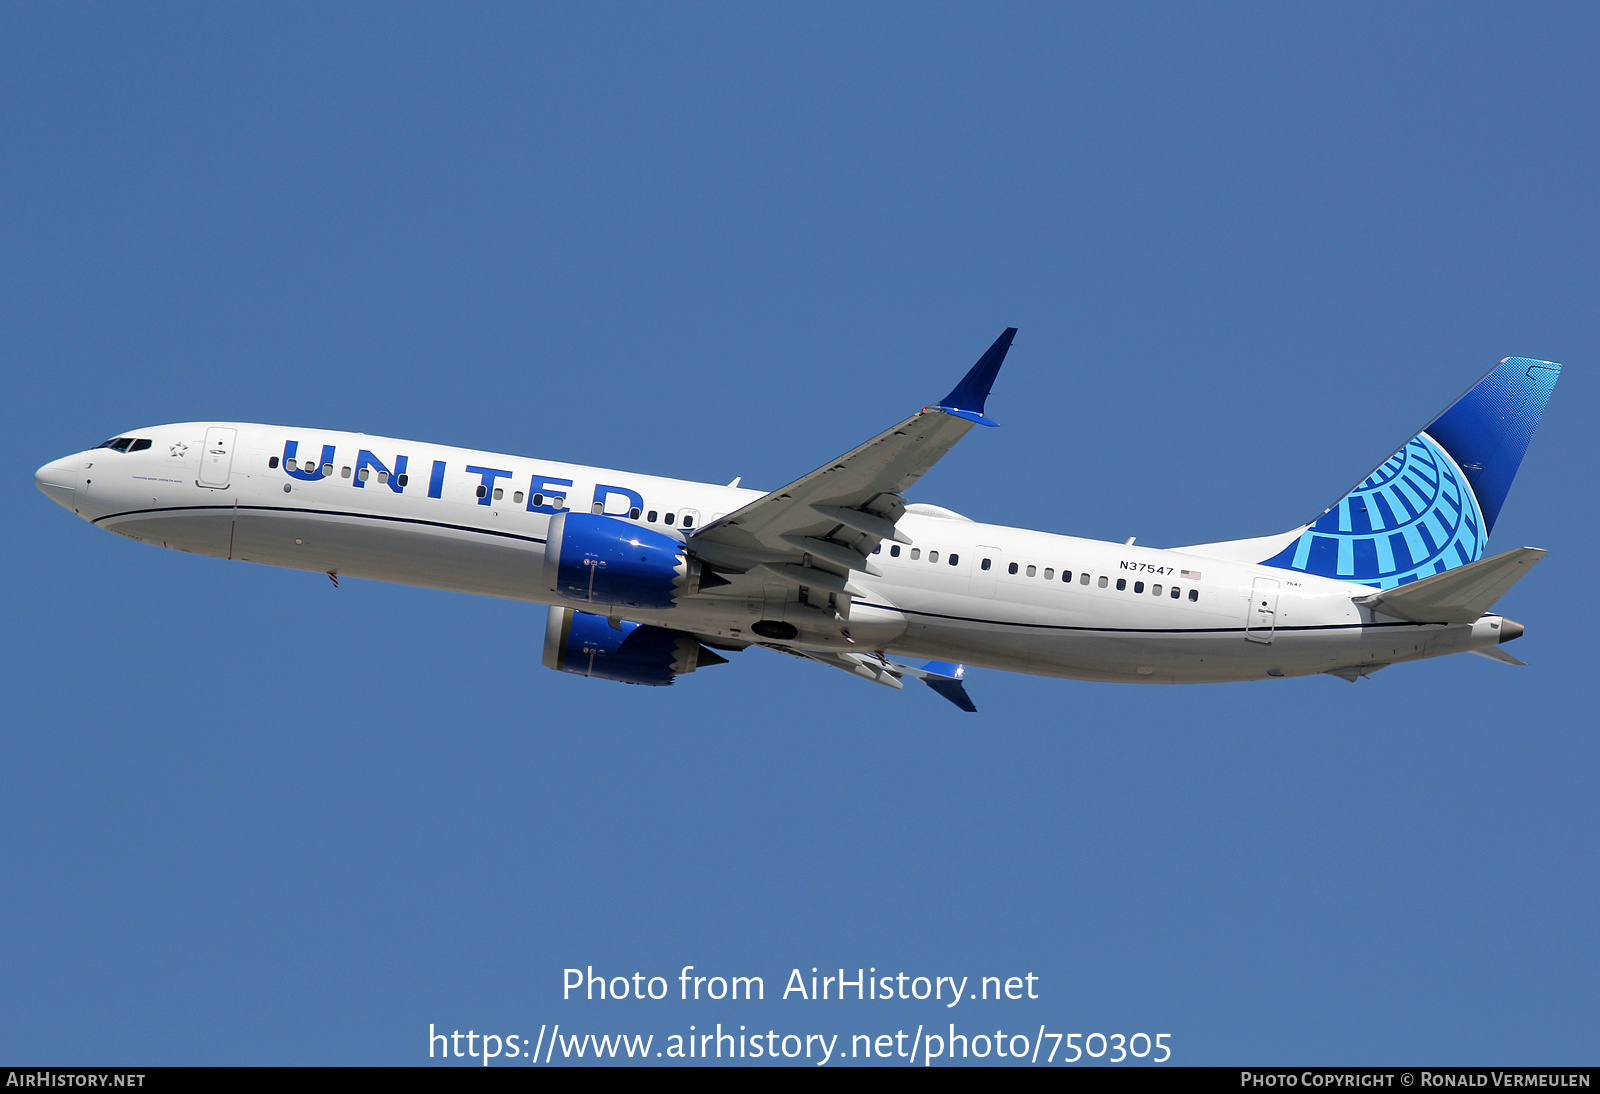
[169,442,187,457]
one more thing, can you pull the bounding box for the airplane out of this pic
[34,331,1560,712]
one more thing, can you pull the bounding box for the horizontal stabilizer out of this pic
[1352,546,1546,624]
[1471,645,1527,666]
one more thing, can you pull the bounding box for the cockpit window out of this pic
[95,436,150,452]
[128,438,151,452]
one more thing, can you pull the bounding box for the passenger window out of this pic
[129,438,151,452]
[1188,589,1199,602]
[268,456,279,468]
[494,487,504,501]
[664,512,675,525]
[397,474,408,487]
[514,491,524,504]
[476,485,488,498]
[682,514,694,528]
[948,553,958,566]
[321,463,333,476]
[304,460,316,472]
[1026,565,1036,577]
[647,510,657,522]
[591,501,604,514]
[377,471,389,484]
[1062,570,1072,582]
[929,551,939,563]
[891,545,901,557]
[1118,579,1128,591]
[1008,562,1018,574]
[357,467,367,481]
[1171,586,1181,599]
[1097,575,1107,588]
[533,494,545,507]
[1080,573,1090,585]
[1134,581,1144,593]
[910,548,921,560]
[553,496,566,510]
[1152,584,1161,596]
[981,558,991,570]
[629,507,642,519]
[1044,568,1053,580]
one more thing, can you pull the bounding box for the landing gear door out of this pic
[1246,577,1280,644]
[198,427,237,489]
[761,577,788,621]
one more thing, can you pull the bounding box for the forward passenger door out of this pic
[197,427,236,489]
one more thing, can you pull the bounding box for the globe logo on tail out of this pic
[1262,432,1486,589]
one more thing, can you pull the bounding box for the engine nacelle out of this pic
[542,607,728,686]
[541,511,702,609]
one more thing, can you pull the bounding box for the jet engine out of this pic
[541,606,729,686]
[542,511,703,609]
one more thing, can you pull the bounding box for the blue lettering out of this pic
[593,484,644,516]
[428,460,447,499]
[354,450,409,492]
[282,440,336,481]
[527,475,576,514]
[466,465,513,505]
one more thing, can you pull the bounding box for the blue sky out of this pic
[2,3,1596,1065]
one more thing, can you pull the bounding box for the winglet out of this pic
[919,661,977,712]
[937,328,1016,427]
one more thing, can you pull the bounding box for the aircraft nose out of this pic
[35,456,81,511]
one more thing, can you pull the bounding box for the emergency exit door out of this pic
[971,546,1002,597]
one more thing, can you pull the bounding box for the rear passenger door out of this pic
[1245,577,1280,643]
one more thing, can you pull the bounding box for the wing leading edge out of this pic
[687,328,1017,592]
[763,645,979,712]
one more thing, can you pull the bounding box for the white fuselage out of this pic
[37,422,1510,684]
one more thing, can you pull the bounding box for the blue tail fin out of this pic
[1261,357,1560,589]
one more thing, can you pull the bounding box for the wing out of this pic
[687,328,1016,591]
[763,645,979,712]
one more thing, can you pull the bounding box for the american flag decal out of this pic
[1181,569,1202,579]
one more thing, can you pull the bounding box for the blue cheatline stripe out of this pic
[851,602,1432,637]
[94,504,548,545]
